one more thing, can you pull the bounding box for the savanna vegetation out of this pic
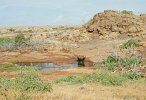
[0,63,145,100]
[0,38,145,100]
[0,25,146,100]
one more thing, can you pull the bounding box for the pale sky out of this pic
[0,0,146,26]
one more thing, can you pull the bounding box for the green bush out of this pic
[120,39,143,49]
[121,10,133,15]
[15,33,27,47]
[103,55,120,70]
[28,30,33,33]
[0,66,52,92]
[122,72,140,80]
[8,28,15,32]
[103,55,141,70]
[15,73,52,92]
[0,38,15,44]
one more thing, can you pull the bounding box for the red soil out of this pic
[42,70,83,80]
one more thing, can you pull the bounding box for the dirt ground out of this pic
[0,34,146,79]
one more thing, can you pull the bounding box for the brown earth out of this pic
[42,67,95,80]
[0,50,95,79]
[0,35,145,79]
[0,51,75,65]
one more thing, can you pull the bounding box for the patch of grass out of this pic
[0,64,17,71]
[0,38,15,44]
[15,73,52,92]
[103,55,141,70]
[92,71,126,86]
[0,66,52,92]
[54,75,86,84]
[54,71,129,86]
[54,69,143,86]
[120,39,143,49]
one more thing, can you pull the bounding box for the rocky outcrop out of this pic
[140,14,146,28]
[85,10,145,36]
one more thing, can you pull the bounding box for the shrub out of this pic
[0,38,15,51]
[121,10,133,15]
[103,55,141,70]
[15,73,52,92]
[0,66,52,92]
[26,39,48,51]
[15,33,28,47]
[8,28,15,32]
[122,72,140,80]
[0,42,15,51]
[120,39,143,49]
[103,55,120,70]
[123,57,141,67]
[28,30,33,33]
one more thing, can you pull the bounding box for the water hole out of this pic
[16,62,79,71]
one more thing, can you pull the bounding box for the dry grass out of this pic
[0,83,146,100]
[47,83,146,100]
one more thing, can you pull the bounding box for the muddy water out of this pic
[16,62,79,71]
